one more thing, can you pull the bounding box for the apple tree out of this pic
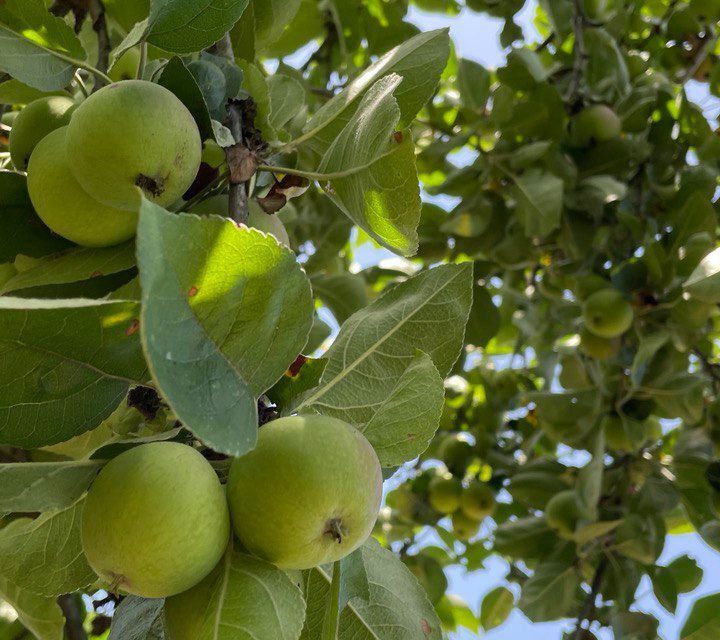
[0,0,719,639]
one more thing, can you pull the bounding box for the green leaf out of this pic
[493,517,557,560]
[576,431,604,520]
[312,273,369,325]
[146,0,250,53]
[317,75,421,256]
[1,242,136,295]
[0,171,73,263]
[666,555,703,594]
[518,559,579,622]
[497,48,548,89]
[652,566,679,614]
[249,0,302,53]
[0,0,86,90]
[157,56,214,141]
[0,79,67,104]
[457,59,490,112]
[0,576,63,640]
[297,263,472,428]
[108,596,165,640]
[0,500,95,597]
[681,594,720,640]
[511,169,564,237]
[298,29,450,155]
[0,298,146,448]
[237,60,276,141]
[136,201,313,456]
[268,74,306,131]
[302,539,442,639]
[584,27,630,95]
[360,351,444,466]
[465,282,500,348]
[480,586,514,631]
[650,373,704,423]
[0,461,103,512]
[684,248,720,303]
[164,548,306,640]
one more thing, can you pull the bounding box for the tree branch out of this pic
[567,0,589,104]
[57,595,87,640]
[572,558,607,640]
[88,0,111,91]
[226,102,250,223]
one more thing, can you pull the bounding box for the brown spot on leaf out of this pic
[393,131,404,143]
[258,174,310,214]
[421,619,432,636]
[90,270,103,278]
[287,354,307,377]
[226,145,260,183]
[125,318,140,336]
[187,286,198,297]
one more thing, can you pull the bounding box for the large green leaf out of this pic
[511,169,564,237]
[0,0,86,90]
[0,298,146,448]
[0,500,95,597]
[108,596,166,640]
[518,558,579,622]
[164,548,305,640]
[0,577,63,640]
[297,264,472,452]
[0,461,103,512]
[479,586,514,631]
[1,242,136,295]
[318,75,421,256]
[137,201,313,456]
[0,171,72,263]
[302,539,442,640]
[684,247,720,303]
[681,594,720,640]
[146,0,250,53]
[296,29,450,155]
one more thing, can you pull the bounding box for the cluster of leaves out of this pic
[0,0,720,639]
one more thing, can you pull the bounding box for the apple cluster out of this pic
[80,414,383,621]
[11,80,202,247]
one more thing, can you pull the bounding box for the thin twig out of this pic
[572,558,607,640]
[57,595,88,640]
[88,0,111,90]
[567,0,589,103]
[137,42,148,80]
[226,102,250,222]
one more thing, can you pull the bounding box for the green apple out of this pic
[227,415,382,570]
[9,96,75,170]
[582,289,634,338]
[27,127,138,247]
[579,327,620,360]
[460,481,496,520]
[81,442,230,598]
[602,414,634,452]
[66,80,201,211]
[544,490,581,540]
[108,47,141,81]
[436,432,474,475]
[571,105,622,146]
[427,476,462,514]
[451,511,480,541]
[190,195,291,246]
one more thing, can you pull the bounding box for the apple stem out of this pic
[325,518,345,544]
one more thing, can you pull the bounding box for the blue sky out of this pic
[403,4,720,640]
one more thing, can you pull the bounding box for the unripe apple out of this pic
[227,415,382,570]
[460,481,496,520]
[582,289,634,338]
[190,195,291,246]
[66,80,201,211]
[571,105,622,146]
[451,510,480,541]
[109,47,141,81]
[27,127,137,247]
[579,327,620,360]
[436,432,474,475]
[544,490,581,539]
[81,442,230,598]
[427,476,462,514]
[9,96,75,170]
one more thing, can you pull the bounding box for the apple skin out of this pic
[81,442,230,598]
[9,96,75,170]
[544,490,581,540]
[579,327,619,360]
[571,105,622,146]
[427,476,462,514]
[109,47,141,81]
[190,195,291,246]
[227,415,383,570]
[582,289,634,338]
[460,481,496,520]
[451,511,480,541]
[27,127,138,247]
[66,80,201,211]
